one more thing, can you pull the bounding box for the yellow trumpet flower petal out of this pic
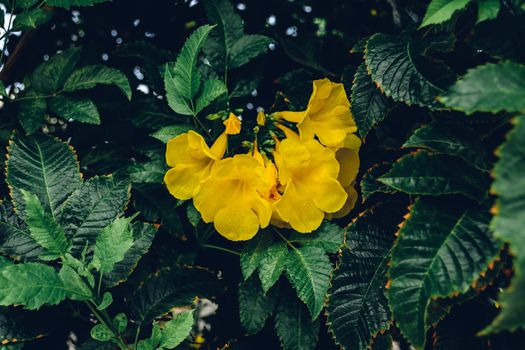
[223,112,241,135]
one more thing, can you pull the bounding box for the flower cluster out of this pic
[164,78,360,241]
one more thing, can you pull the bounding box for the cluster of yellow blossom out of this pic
[164,78,360,241]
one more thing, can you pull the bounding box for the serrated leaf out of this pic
[477,0,500,22]
[63,65,131,100]
[420,0,471,28]
[194,79,227,114]
[326,204,402,350]
[238,276,278,335]
[48,96,100,124]
[12,8,53,31]
[483,115,525,333]
[240,233,273,280]
[59,265,92,301]
[360,163,397,202]
[91,216,134,274]
[165,25,215,115]
[0,201,42,260]
[31,47,81,94]
[17,93,47,134]
[388,198,501,348]
[379,151,488,201]
[351,63,392,138]
[58,175,130,255]
[228,34,273,69]
[7,133,82,219]
[0,263,68,309]
[129,266,219,326]
[159,311,194,349]
[129,159,167,184]
[21,190,70,259]
[275,287,320,350]
[288,221,344,254]
[285,246,332,320]
[439,62,525,114]
[258,241,288,293]
[150,124,193,143]
[365,33,455,108]
[45,0,110,9]
[403,122,489,170]
[103,222,157,288]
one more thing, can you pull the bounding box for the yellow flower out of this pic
[164,131,227,200]
[277,78,357,147]
[326,184,358,219]
[223,112,241,135]
[256,111,266,126]
[273,137,347,233]
[193,154,273,241]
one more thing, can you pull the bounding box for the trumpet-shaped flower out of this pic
[277,78,357,147]
[193,154,273,241]
[164,131,227,200]
[273,137,347,233]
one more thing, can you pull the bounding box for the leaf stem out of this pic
[133,326,141,349]
[202,243,240,256]
[272,227,298,252]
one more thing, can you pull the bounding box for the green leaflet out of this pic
[91,216,134,274]
[365,34,455,109]
[0,201,42,260]
[194,79,227,115]
[287,221,344,254]
[17,93,47,134]
[30,47,81,94]
[379,151,489,201]
[326,204,403,350]
[12,8,53,31]
[63,65,132,100]
[150,124,193,143]
[58,175,130,255]
[258,241,288,293]
[240,232,273,280]
[285,246,332,320]
[113,313,127,333]
[6,133,82,220]
[90,323,113,342]
[45,0,111,9]
[360,163,397,202]
[419,0,471,28]
[21,190,70,260]
[238,276,278,335]
[403,122,489,170]
[96,292,113,310]
[159,311,194,349]
[275,287,320,350]
[439,62,525,114]
[388,198,501,348]
[228,34,273,69]
[129,266,219,326]
[483,115,525,333]
[351,62,392,138]
[48,96,100,124]
[477,0,500,22]
[58,265,92,301]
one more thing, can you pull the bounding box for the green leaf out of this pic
[228,34,273,69]
[0,306,46,344]
[63,65,131,100]
[16,0,39,10]
[420,0,471,28]
[258,241,288,294]
[59,265,92,301]
[113,313,127,334]
[351,62,392,138]
[31,47,81,94]
[379,151,488,201]
[129,266,219,326]
[103,222,157,288]
[58,175,130,255]
[194,79,227,114]
[275,287,320,350]
[45,0,111,9]
[159,311,194,349]
[164,25,215,115]
[240,233,273,280]
[360,163,397,202]
[0,201,42,260]
[97,292,113,311]
[403,122,489,170]
[285,246,332,320]
[12,8,53,31]
[365,34,454,108]
[186,202,200,227]
[129,159,167,184]
[91,216,134,274]
[90,323,112,342]
[137,323,162,350]
[477,0,500,22]
[0,263,68,309]
[48,96,100,124]
[326,204,402,350]
[238,276,278,335]
[439,62,525,114]
[21,190,70,260]
[483,115,525,333]
[288,221,344,254]
[388,198,501,348]
[17,93,47,134]
[6,133,82,219]
[150,124,193,143]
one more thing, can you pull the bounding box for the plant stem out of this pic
[84,300,128,350]
[272,227,298,252]
[202,243,240,256]
[133,326,141,350]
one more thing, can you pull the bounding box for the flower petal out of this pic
[275,183,324,233]
[214,204,260,241]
